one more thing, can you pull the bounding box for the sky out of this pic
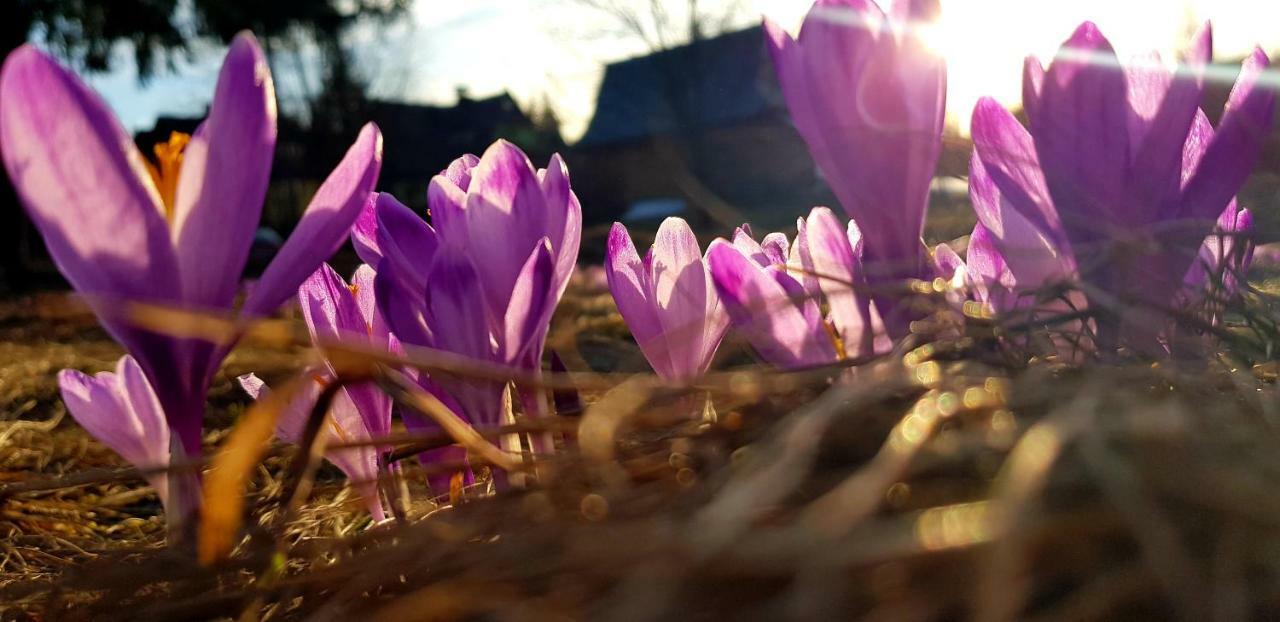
[74,0,1280,142]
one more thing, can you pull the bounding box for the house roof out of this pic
[369,93,545,181]
[577,26,782,148]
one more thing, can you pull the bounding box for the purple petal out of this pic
[605,223,673,378]
[374,192,438,298]
[237,372,384,520]
[244,123,383,317]
[373,259,434,350]
[351,194,382,266]
[969,98,1066,249]
[425,247,495,365]
[1180,48,1276,223]
[0,45,181,310]
[968,147,1074,290]
[463,140,553,325]
[427,174,468,247]
[1031,22,1131,243]
[299,263,366,344]
[171,33,277,309]
[443,153,479,190]
[802,207,876,355]
[761,232,790,265]
[1022,56,1045,121]
[1126,25,1212,220]
[651,217,725,379]
[60,356,170,506]
[501,239,556,364]
[707,239,836,369]
[423,247,505,426]
[933,243,964,281]
[350,264,393,347]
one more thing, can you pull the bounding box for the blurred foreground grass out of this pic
[1,264,1280,620]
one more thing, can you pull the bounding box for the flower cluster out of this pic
[2,0,1274,533]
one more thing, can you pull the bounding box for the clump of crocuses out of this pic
[1,33,382,525]
[369,140,580,470]
[966,21,1273,355]
[705,208,889,369]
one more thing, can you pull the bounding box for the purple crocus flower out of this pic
[933,224,1018,315]
[706,208,887,369]
[296,263,395,444]
[59,356,171,509]
[238,372,386,522]
[235,262,395,521]
[367,140,578,431]
[0,34,382,520]
[426,141,581,373]
[605,218,730,382]
[969,22,1274,352]
[371,191,557,437]
[764,0,947,332]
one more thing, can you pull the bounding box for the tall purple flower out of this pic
[605,218,729,382]
[371,192,557,430]
[0,34,382,520]
[706,208,887,369]
[59,356,171,509]
[764,0,946,331]
[969,22,1274,352]
[426,141,581,372]
[367,140,579,435]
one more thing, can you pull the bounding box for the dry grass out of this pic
[0,276,1279,621]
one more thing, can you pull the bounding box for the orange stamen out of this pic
[144,132,190,222]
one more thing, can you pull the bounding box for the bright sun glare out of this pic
[756,0,1280,134]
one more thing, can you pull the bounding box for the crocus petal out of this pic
[970,97,1066,249]
[651,217,727,379]
[502,239,556,364]
[463,140,552,324]
[299,263,394,439]
[1022,56,1045,121]
[373,259,434,350]
[0,45,181,310]
[1031,22,1130,244]
[707,239,836,369]
[351,194,382,267]
[1180,48,1276,223]
[1126,25,1211,219]
[968,147,1073,290]
[761,232,790,266]
[933,243,964,282]
[351,264,393,346]
[443,153,479,189]
[244,123,383,317]
[425,247,495,366]
[300,263,367,344]
[606,223,674,378]
[374,191,439,298]
[423,247,505,426]
[966,224,1017,311]
[802,207,877,355]
[170,32,277,308]
[59,356,170,506]
[237,373,384,520]
[427,174,469,246]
